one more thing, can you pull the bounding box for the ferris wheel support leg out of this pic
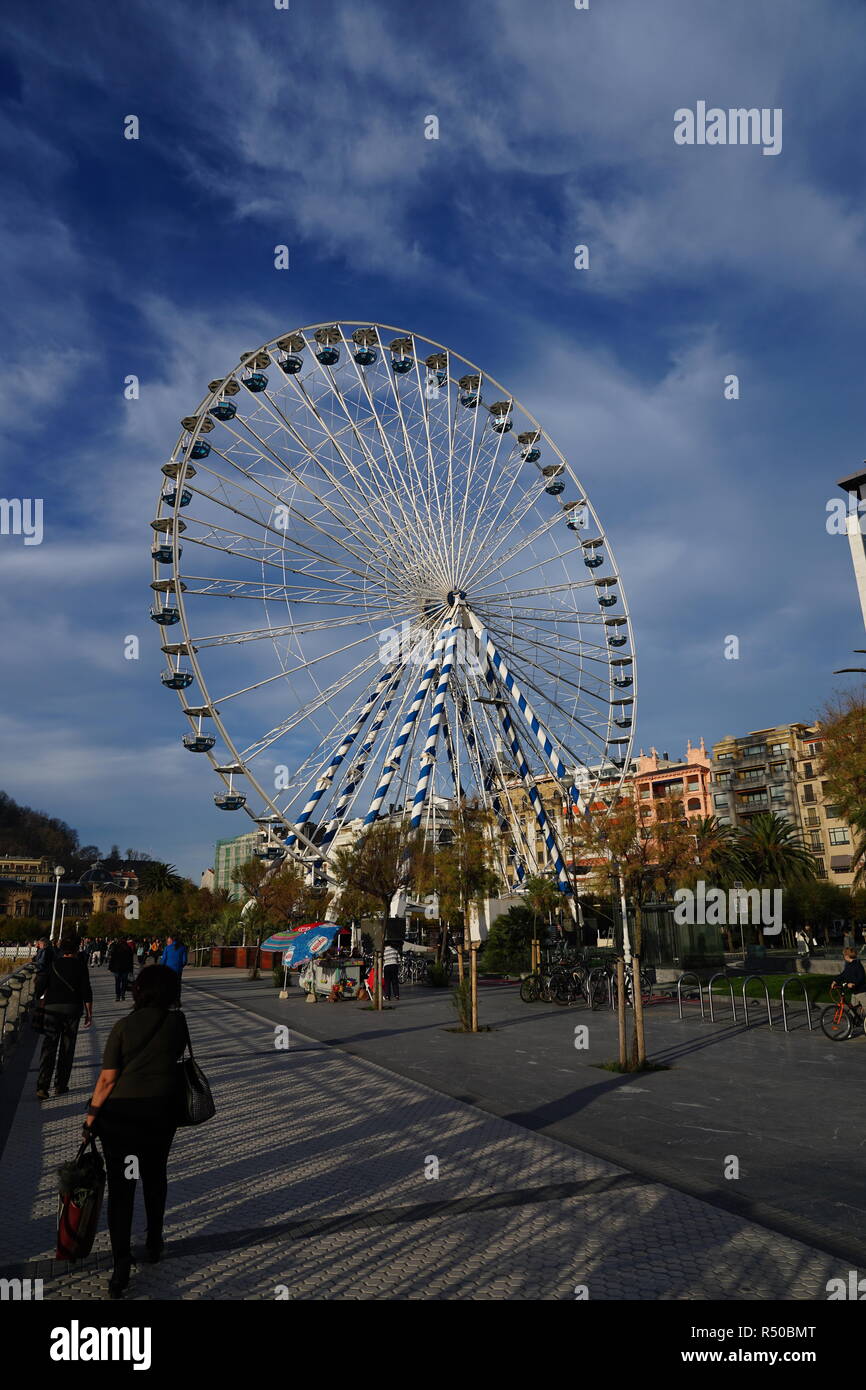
[483,660,575,913]
[467,613,584,814]
[316,666,403,853]
[454,693,529,887]
[409,625,459,830]
[283,661,402,850]
[363,619,457,826]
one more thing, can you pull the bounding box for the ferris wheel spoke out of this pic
[212,628,386,705]
[180,487,388,590]
[187,457,390,581]
[470,540,596,596]
[288,362,436,578]
[490,648,612,761]
[188,603,408,649]
[458,453,548,589]
[452,406,516,580]
[239,650,386,765]
[214,403,392,562]
[466,500,582,593]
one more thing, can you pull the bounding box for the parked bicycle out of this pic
[820,982,866,1041]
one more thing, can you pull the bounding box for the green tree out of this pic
[479,905,534,975]
[332,822,428,1010]
[735,814,817,889]
[819,693,866,882]
[231,858,314,980]
[573,799,699,1069]
[421,804,499,1030]
[136,861,184,895]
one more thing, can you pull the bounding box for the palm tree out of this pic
[137,861,183,895]
[736,814,818,887]
[686,816,747,888]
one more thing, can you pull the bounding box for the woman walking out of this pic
[83,964,189,1299]
[35,933,92,1099]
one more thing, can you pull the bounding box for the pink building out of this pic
[631,739,712,825]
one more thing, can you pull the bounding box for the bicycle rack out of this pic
[707,971,738,1024]
[586,966,613,1010]
[780,974,814,1033]
[741,974,774,1028]
[676,972,705,1020]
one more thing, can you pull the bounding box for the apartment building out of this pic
[710,723,857,887]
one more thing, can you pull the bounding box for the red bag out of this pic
[56,1134,105,1260]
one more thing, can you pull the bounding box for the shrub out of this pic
[426,962,448,988]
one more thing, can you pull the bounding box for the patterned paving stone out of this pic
[0,969,852,1300]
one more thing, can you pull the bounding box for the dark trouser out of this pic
[37,1015,80,1092]
[112,971,129,1000]
[97,1108,177,1262]
[383,963,399,1000]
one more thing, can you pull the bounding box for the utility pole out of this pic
[838,468,866,630]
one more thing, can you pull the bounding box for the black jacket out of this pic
[835,959,866,992]
[38,952,92,1017]
[107,941,134,974]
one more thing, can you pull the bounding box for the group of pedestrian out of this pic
[33,931,194,1299]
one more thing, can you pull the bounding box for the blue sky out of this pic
[2,0,865,880]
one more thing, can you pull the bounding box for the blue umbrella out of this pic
[281,923,343,967]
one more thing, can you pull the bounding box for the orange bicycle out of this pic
[820,982,865,1041]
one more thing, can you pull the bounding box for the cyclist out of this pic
[833,947,866,1021]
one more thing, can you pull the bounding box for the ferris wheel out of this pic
[149,322,636,908]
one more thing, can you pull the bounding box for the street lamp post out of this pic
[837,469,866,630]
[50,865,65,944]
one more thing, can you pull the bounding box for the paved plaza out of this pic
[0,968,858,1300]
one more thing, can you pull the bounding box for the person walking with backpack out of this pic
[159,935,188,1001]
[83,964,190,1299]
[35,934,92,1099]
[107,936,134,1002]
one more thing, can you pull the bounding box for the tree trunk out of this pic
[616,956,627,1067]
[248,935,262,981]
[630,903,647,1069]
[374,907,387,1010]
[631,952,647,1068]
[470,942,479,1032]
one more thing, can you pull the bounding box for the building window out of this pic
[829,829,851,846]
[802,786,816,803]
[809,831,823,850]
[825,804,841,819]
[716,753,734,764]
[814,858,826,877]
[687,778,699,790]
[769,742,787,755]
[640,785,650,798]
[806,741,823,756]
[770,786,786,800]
[687,798,701,811]
[803,762,813,778]
[714,794,729,809]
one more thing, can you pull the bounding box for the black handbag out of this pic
[56,1132,105,1261]
[177,1026,215,1126]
